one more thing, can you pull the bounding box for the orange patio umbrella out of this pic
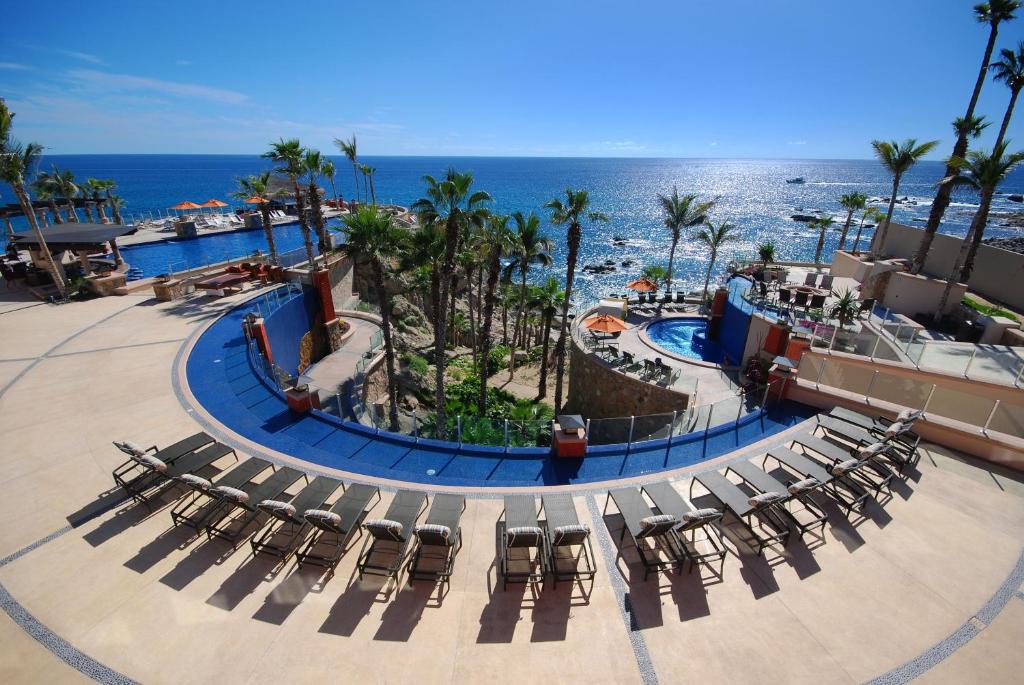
[583,313,630,333]
[199,199,228,208]
[626,277,658,292]
[169,201,201,210]
[243,196,268,204]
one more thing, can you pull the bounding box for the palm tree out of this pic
[262,138,316,268]
[828,288,860,328]
[304,149,329,263]
[50,167,80,222]
[852,206,884,254]
[505,211,552,379]
[837,192,867,250]
[657,187,715,293]
[233,172,283,265]
[322,159,340,207]
[31,172,64,224]
[869,138,940,259]
[85,178,111,222]
[529,276,566,399]
[108,195,126,226]
[339,207,403,431]
[333,135,359,207]
[476,214,511,413]
[811,215,835,264]
[695,220,739,304]
[359,164,377,205]
[0,100,66,296]
[936,143,1024,315]
[545,188,608,411]
[912,0,1020,274]
[410,169,492,439]
[757,241,776,265]
[641,264,668,286]
[990,42,1024,152]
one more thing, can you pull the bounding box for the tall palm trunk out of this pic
[938,189,993,316]
[814,225,826,264]
[701,249,717,304]
[350,164,360,208]
[478,249,502,414]
[433,215,460,439]
[502,297,509,344]
[95,197,109,223]
[373,260,400,431]
[538,309,554,398]
[107,192,122,225]
[13,183,66,296]
[308,181,327,266]
[466,264,478,367]
[259,204,279,264]
[852,214,869,253]
[871,178,900,257]
[838,209,854,250]
[962,90,1022,281]
[912,24,1000,274]
[447,273,457,344]
[553,222,580,412]
[509,269,528,379]
[666,229,680,292]
[83,202,94,223]
[293,180,315,268]
[47,198,64,224]
[369,174,377,206]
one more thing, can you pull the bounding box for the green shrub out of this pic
[401,352,429,376]
[488,344,511,372]
[962,296,1019,323]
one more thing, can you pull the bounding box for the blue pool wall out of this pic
[718,276,755,366]
[185,286,814,487]
[263,286,321,376]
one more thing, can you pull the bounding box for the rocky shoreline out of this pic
[982,235,1024,254]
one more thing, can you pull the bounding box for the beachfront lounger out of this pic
[498,495,547,589]
[763,446,870,514]
[604,487,684,579]
[792,433,895,499]
[804,272,819,286]
[726,460,828,537]
[819,274,834,291]
[170,457,274,531]
[642,481,725,574]
[690,470,791,556]
[203,467,307,547]
[541,494,596,586]
[122,441,238,506]
[112,431,215,490]
[296,483,380,571]
[828,407,922,466]
[408,493,466,583]
[817,415,919,472]
[357,490,428,582]
[250,476,342,560]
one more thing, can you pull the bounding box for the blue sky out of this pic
[2,0,1023,158]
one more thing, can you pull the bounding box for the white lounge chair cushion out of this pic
[832,459,861,476]
[259,499,296,518]
[858,442,888,460]
[884,421,908,438]
[213,486,249,504]
[680,508,721,525]
[506,525,543,544]
[414,523,451,541]
[639,514,677,531]
[116,440,146,457]
[137,454,167,473]
[180,474,211,491]
[748,491,787,508]
[304,509,342,527]
[552,523,590,540]
[365,518,403,537]
[897,409,924,424]
[787,478,821,495]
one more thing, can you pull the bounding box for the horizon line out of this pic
[33,152,892,162]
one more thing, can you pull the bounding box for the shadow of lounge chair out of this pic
[641,481,725,575]
[498,495,547,590]
[689,470,792,557]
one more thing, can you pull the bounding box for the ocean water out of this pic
[5,155,1023,301]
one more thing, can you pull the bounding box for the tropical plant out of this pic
[936,143,1024,315]
[410,169,492,438]
[911,0,1020,274]
[656,187,715,292]
[49,167,81,222]
[869,138,940,259]
[990,41,1024,150]
[31,174,64,224]
[641,264,668,285]
[810,215,835,264]
[827,288,860,328]
[837,192,867,250]
[232,172,283,265]
[333,135,359,205]
[339,206,403,431]
[528,276,566,398]
[262,138,316,268]
[359,164,377,205]
[694,220,739,303]
[545,188,608,411]
[852,206,884,254]
[322,159,339,206]
[85,178,113,222]
[505,211,552,379]
[757,241,776,265]
[108,195,126,226]
[0,100,66,295]
[304,149,329,262]
[477,214,511,413]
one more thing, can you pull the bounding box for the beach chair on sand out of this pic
[642,481,725,574]
[791,433,894,500]
[170,457,274,530]
[250,476,343,560]
[498,495,547,589]
[202,467,307,547]
[296,483,381,572]
[357,490,428,583]
[690,470,792,557]
[112,432,215,491]
[408,493,466,584]
[121,441,239,506]
[725,460,828,537]
[541,494,596,586]
[763,446,869,515]
[605,487,684,579]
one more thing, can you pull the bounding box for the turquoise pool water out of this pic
[646,318,724,363]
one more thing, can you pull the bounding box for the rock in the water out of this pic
[791,214,816,222]
[621,259,635,267]
[1009,194,1023,203]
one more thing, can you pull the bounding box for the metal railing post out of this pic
[982,399,1001,436]
[626,416,636,455]
[412,410,418,440]
[457,416,462,447]
[503,419,510,453]
[828,325,838,352]
[864,370,879,404]
[905,329,917,354]
[809,329,817,349]
[336,392,342,417]
[1015,361,1024,388]
[735,392,744,426]
[892,322,903,345]
[585,418,591,442]
[922,383,937,417]
[704,404,715,436]
[669,410,678,438]
[964,346,978,378]
[815,356,827,390]
[760,380,771,411]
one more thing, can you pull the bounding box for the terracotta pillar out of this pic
[312,269,335,321]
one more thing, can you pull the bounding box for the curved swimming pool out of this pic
[645,317,725,363]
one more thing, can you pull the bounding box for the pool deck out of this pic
[1,287,1023,683]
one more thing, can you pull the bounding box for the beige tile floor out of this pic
[0,288,1021,684]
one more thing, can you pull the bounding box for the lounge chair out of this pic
[858,297,876,319]
[726,460,827,537]
[817,414,919,472]
[296,483,381,571]
[498,495,547,589]
[827,407,922,468]
[604,487,684,579]
[170,457,274,530]
[250,476,343,560]
[804,272,819,286]
[357,489,428,582]
[122,441,239,506]
[762,446,870,514]
[541,494,596,586]
[690,470,791,556]
[819,274,834,291]
[791,433,894,499]
[408,493,465,583]
[203,467,307,547]
[642,481,725,574]
[112,431,215,491]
